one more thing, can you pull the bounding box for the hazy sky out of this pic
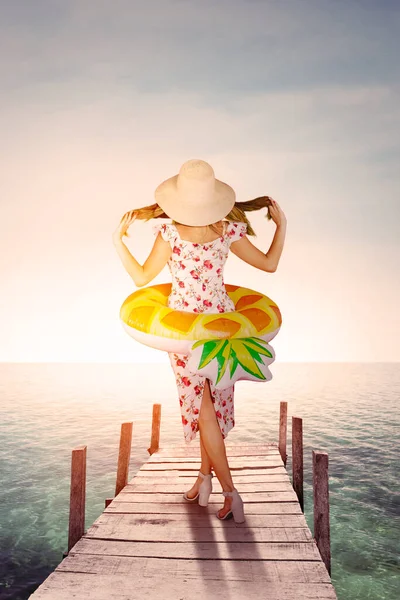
[1,0,399,363]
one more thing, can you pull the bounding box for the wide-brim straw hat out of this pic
[154,159,236,226]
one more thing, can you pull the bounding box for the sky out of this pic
[1,0,399,363]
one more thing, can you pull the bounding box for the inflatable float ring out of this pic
[120,283,282,389]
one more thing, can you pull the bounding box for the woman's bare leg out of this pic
[200,434,212,473]
[185,431,213,498]
[197,379,235,517]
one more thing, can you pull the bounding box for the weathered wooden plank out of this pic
[56,553,332,582]
[113,491,298,503]
[158,443,279,449]
[148,403,161,454]
[135,467,288,478]
[292,416,304,511]
[115,422,133,496]
[70,537,323,561]
[90,512,308,528]
[153,450,282,457]
[147,455,282,463]
[123,480,293,493]
[154,450,282,456]
[133,474,290,484]
[68,445,86,553]
[141,460,283,471]
[313,450,331,576]
[279,401,288,465]
[158,440,278,452]
[104,501,304,515]
[84,518,313,542]
[29,571,338,600]
[155,446,280,457]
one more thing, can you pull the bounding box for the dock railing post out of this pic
[292,416,304,512]
[115,421,133,497]
[313,450,331,575]
[278,401,287,465]
[148,403,161,455]
[67,445,87,554]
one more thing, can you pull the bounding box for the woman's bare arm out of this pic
[230,224,286,272]
[113,234,171,287]
[230,199,287,272]
[112,211,171,287]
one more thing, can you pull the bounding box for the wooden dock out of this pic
[30,442,338,599]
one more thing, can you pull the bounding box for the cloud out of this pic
[1,0,399,95]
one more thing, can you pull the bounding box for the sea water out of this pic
[0,362,399,600]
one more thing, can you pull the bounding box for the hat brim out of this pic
[155,175,236,226]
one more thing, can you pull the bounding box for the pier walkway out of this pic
[30,442,337,599]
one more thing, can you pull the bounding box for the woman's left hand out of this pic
[269,199,287,227]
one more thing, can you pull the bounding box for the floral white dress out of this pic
[152,220,247,444]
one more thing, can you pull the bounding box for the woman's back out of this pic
[173,220,226,244]
[153,220,247,313]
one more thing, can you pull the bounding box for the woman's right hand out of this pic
[112,210,138,243]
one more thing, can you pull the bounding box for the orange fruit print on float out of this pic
[120,283,282,390]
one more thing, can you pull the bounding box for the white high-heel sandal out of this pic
[216,488,245,523]
[183,470,214,506]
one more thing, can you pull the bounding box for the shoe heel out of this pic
[231,499,245,524]
[198,471,213,507]
[222,488,245,523]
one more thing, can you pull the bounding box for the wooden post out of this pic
[67,445,87,553]
[115,422,133,497]
[292,416,304,512]
[147,403,161,455]
[278,401,287,465]
[105,498,113,508]
[313,450,331,575]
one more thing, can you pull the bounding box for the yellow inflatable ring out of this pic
[120,283,282,389]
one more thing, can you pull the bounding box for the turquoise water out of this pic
[0,362,399,599]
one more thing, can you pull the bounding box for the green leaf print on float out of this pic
[189,336,275,389]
